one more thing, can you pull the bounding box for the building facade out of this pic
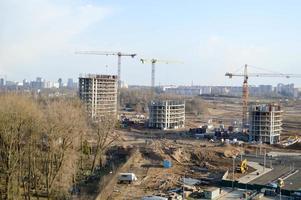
[249,104,283,144]
[79,74,118,120]
[148,100,185,130]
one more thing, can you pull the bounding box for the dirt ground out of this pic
[187,96,301,139]
[107,138,252,200]
[103,96,301,199]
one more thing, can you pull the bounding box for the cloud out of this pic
[0,0,113,75]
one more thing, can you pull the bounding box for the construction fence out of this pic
[219,179,298,197]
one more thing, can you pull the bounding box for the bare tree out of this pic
[0,94,41,200]
[90,115,119,173]
[36,99,87,199]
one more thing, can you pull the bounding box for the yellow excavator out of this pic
[277,178,284,188]
[236,159,248,173]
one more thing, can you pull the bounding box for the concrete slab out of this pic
[239,161,273,183]
[216,189,250,200]
[268,151,301,157]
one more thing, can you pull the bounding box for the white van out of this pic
[141,196,168,200]
[118,173,137,184]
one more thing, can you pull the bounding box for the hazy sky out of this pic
[1,0,301,87]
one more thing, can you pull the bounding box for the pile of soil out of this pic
[169,148,191,164]
[223,148,241,158]
[140,147,163,161]
[191,150,221,163]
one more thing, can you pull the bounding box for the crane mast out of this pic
[75,51,137,89]
[151,60,156,89]
[242,64,249,128]
[140,58,183,90]
[75,50,136,116]
[226,64,301,129]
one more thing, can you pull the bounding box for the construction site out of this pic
[4,2,301,200]
[72,57,301,200]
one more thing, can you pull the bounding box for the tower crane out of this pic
[226,64,301,128]
[75,51,137,89]
[140,58,183,89]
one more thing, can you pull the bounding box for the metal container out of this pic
[163,160,172,168]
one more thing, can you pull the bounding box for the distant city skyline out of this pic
[0,75,298,89]
[1,0,301,87]
[1,75,298,98]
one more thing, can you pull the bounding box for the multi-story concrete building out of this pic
[249,104,283,144]
[67,78,74,89]
[148,100,185,130]
[0,78,5,87]
[276,83,295,97]
[79,74,118,120]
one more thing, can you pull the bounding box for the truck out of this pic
[118,173,137,184]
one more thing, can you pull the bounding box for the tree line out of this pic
[120,88,208,115]
[0,94,117,200]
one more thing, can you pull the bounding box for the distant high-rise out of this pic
[0,78,4,87]
[30,77,44,89]
[276,83,295,97]
[67,78,74,89]
[79,74,118,120]
[58,78,63,88]
[36,77,42,83]
[23,79,30,88]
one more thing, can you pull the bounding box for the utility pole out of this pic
[182,172,186,199]
[263,149,266,172]
[232,156,236,189]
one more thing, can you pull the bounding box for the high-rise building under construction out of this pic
[79,74,118,120]
[249,103,283,144]
[148,100,185,130]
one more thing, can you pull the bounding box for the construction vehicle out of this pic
[225,64,301,128]
[277,178,284,188]
[236,159,248,173]
[118,173,137,184]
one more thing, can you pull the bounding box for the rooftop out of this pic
[79,74,118,79]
